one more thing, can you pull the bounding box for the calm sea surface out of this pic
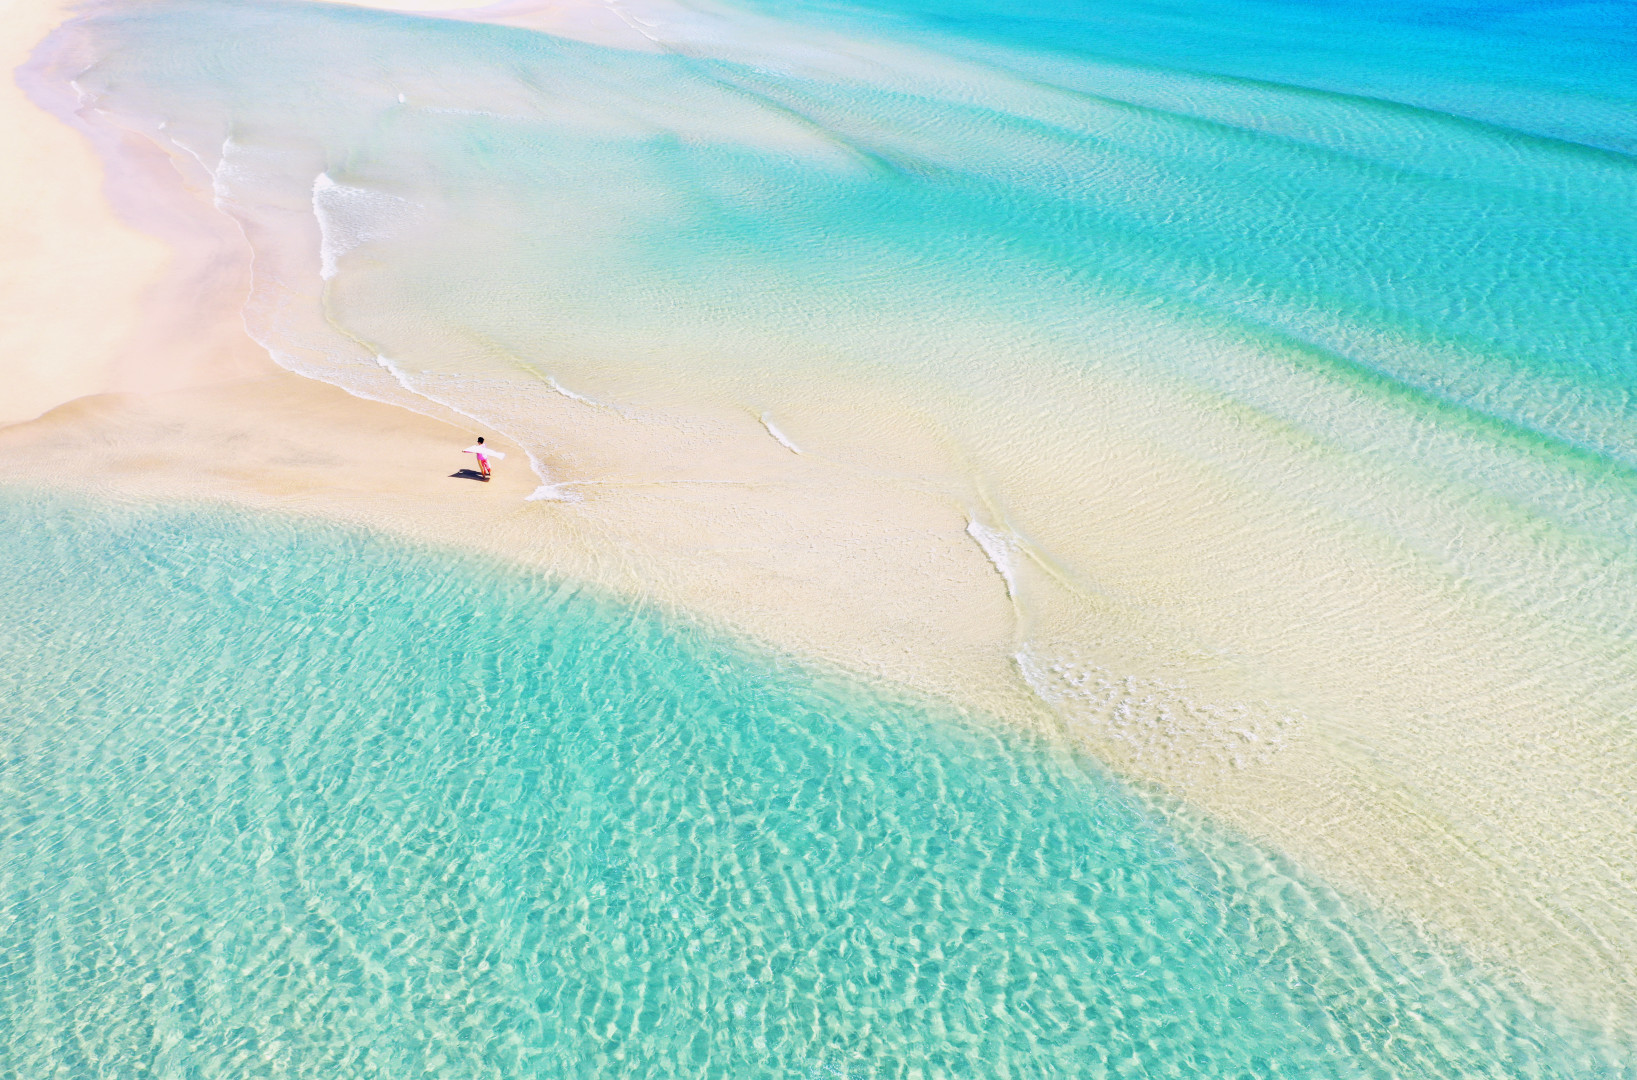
[0,491,1625,1076]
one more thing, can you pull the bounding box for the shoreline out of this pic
[0,0,169,424]
[0,367,1043,729]
[6,0,1637,1042]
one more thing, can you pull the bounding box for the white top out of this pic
[463,444,506,460]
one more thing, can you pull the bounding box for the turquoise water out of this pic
[0,490,1625,1077]
[17,0,1637,1068]
[40,0,1637,565]
[754,0,1637,151]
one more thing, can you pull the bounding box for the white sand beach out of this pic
[4,0,1634,1036]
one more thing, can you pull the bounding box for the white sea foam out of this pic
[312,173,417,281]
[373,353,421,398]
[524,483,578,502]
[600,0,668,47]
[965,519,1022,600]
[374,355,582,503]
[210,139,237,205]
[971,521,1304,773]
[759,414,802,454]
[209,138,286,211]
[547,376,626,416]
[1016,648,1301,775]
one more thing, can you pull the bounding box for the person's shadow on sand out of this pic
[449,469,489,482]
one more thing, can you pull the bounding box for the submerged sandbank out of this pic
[0,368,1034,728]
[14,349,1634,1037]
[5,0,1636,1040]
[11,487,1628,1076]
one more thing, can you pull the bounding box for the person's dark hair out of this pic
[477,437,485,444]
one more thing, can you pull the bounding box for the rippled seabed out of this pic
[0,492,1625,1078]
[48,0,1636,472]
[41,0,1637,704]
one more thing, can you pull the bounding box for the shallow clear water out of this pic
[41,0,1637,620]
[19,0,1637,1054]
[0,490,1625,1077]
[49,0,1637,469]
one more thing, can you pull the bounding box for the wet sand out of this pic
[4,0,1635,1040]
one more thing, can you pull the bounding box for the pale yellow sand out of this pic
[8,360,1636,1034]
[0,367,1036,725]
[0,0,171,423]
[3,0,1635,1038]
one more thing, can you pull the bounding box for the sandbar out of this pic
[4,0,1635,1039]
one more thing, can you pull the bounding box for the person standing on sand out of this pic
[463,437,505,481]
